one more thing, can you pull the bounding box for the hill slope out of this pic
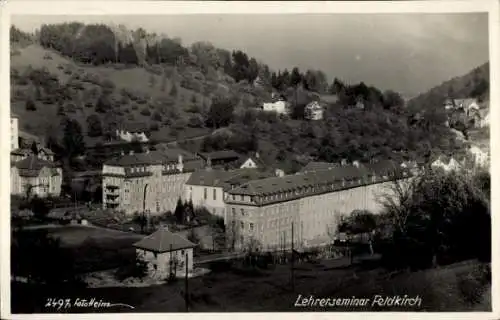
[407,62,489,110]
[10,23,465,173]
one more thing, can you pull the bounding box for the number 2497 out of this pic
[45,298,72,310]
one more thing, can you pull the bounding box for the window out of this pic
[232,194,236,201]
[240,221,244,230]
[241,208,245,216]
[204,188,207,200]
[213,188,217,200]
[240,195,244,201]
[250,223,254,231]
[181,250,185,255]
[232,208,236,216]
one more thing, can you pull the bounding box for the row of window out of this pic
[226,176,397,204]
[204,188,219,201]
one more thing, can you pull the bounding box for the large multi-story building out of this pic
[10,155,63,198]
[224,161,412,251]
[11,114,19,150]
[102,148,204,215]
[184,168,275,220]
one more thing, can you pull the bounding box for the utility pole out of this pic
[185,253,189,312]
[291,221,295,292]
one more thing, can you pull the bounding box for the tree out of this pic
[174,198,185,224]
[95,94,112,113]
[170,83,178,97]
[380,168,491,270]
[25,99,36,111]
[86,114,103,137]
[206,95,235,129]
[62,118,85,158]
[382,90,405,112]
[11,229,82,286]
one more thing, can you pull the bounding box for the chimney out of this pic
[177,154,184,172]
[206,156,212,170]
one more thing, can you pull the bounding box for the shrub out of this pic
[188,114,205,128]
[140,108,151,116]
[25,99,36,111]
[152,111,162,122]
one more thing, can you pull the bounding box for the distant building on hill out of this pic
[101,148,204,215]
[10,155,63,198]
[115,123,149,142]
[133,227,197,279]
[197,150,264,170]
[304,101,325,120]
[225,160,412,251]
[11,113,19,150]
[261,93,289,115]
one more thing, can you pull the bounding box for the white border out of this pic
[1,1,499,319]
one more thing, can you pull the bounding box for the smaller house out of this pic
[10,155,63,197]
[198,150,242,169]
[468,146,489,168]
[431,155,461,172]
[115,123,149,143]
[261,93,289,115]
[236,152,265,169]
[133,228,197,279]
[304,101,325,120]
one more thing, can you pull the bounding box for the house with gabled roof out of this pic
[10,155,63,198]
[133,227,197,279]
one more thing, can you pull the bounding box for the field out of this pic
[42,225,143,274]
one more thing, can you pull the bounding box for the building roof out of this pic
[198,150,241,161]
[133,228,197,253]
[300,161,340,173]
[18,130,41,143]
[104,148,199,167]
[13,156,59,177]
[11,148,32,156]
[186,168,273,189]
[228,160,406,197]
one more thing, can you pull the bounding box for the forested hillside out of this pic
[10,23,465,172]
[407,62,489,111]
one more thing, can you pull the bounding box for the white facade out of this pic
[469,146,489,168]
[184,184,226,219]
[262,100,288,114]
[239,158,258,169]
[11,116,19,150]
[10,165,63,197]
[115,129,149,142]
[305,101,324,120]
[431,157,461,172]
[137,247,194,280]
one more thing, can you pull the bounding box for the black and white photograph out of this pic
[1,0,498,317]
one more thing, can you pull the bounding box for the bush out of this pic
[25,99,36,111]
[140,108,151,116]
[188,113,205,128]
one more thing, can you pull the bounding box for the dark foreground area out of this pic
[12,259,491,313]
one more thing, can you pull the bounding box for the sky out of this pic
[12,13,489,98]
